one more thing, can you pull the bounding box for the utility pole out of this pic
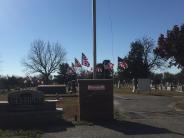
[92,0,96,79]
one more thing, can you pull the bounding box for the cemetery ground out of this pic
[0,87,184,137]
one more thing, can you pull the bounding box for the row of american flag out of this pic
[68,53,128,73]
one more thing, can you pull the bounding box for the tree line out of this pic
[1,24,184,87]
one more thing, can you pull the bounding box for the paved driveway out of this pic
[44,95,184,138]
[114,95,184,118]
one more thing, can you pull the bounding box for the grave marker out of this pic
[138,79,151,92]
[78,79,113,121]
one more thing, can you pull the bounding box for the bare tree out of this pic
[23,40,66,84]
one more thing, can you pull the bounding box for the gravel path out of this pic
[43,95,184,138]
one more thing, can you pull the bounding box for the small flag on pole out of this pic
[118,57,128,69]
[71,62,75,68]
[82,53,90,67]
[71,62,75,70]
[67,67,75,75]
[108,62,114,70]
[103,61,114,71]
[74,58,82,67]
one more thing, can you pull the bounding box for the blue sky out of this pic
[0,0,184,76]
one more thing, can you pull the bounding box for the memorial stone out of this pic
[176,85,183,92]
[167,86,171,91]
[78,79,113,121]
[8,90,44,105]
[0,90,63,127]
[138,79,151,92]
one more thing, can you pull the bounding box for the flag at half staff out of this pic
[74,58,82,67]
[82,53,90,67]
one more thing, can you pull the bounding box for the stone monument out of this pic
[78,79,113,121]
[137,79,151,92]
[0,90,63,127]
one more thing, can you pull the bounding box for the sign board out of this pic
[88,85,106,91]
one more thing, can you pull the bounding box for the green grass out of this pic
[0,130,42,138]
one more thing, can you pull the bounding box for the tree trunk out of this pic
[44,74,50,85]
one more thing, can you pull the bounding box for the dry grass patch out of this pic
[60,96,79,121]
[114,87,184,97]
[0,95,7,101]
[114,87,134,96]
[149,90,184,97]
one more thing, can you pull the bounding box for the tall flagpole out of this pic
[93,0,97,79]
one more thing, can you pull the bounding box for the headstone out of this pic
[8,90,44,105]
[138,79,151,92]
[117,80,121,88]
[167,86,171,91]
[176,85,183,92]
[132,78,138,93]
[78,79,113,121]
[6,90,58,112]
[158,85,162,90]
[162,85,166,90]
[0,90,63,127]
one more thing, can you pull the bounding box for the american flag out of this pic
[74,58,82,67]
[118,57,128,69]
[82,53,90,67]
[67,67,75,75]
[104,61,114,71]
[71,62,75,68]
[71,62,75,70]
[108,62,114,70]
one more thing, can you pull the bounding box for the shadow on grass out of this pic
[0,119,75,133]
[95,119,184,136]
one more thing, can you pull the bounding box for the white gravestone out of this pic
[167,86,171,91]
[176,85,183,92]
[138,79,151,92]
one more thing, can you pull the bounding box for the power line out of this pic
[108,0,115,80]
